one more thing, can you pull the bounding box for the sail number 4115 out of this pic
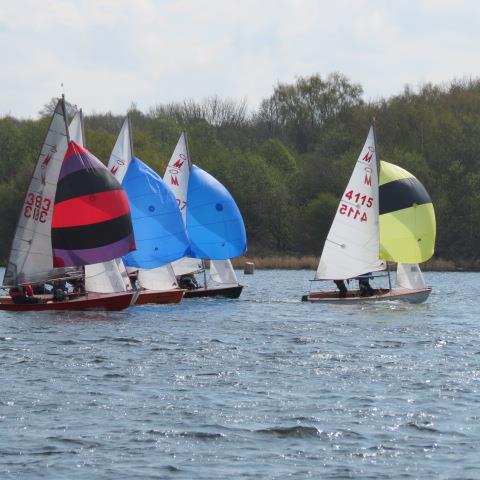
[344,190,373,207]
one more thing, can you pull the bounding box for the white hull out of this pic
[303,287,431,304]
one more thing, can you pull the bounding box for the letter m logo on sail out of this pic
[362,150,373,162]
[364,174,372,186]
[170,175,179,186]
[173,159,185,169]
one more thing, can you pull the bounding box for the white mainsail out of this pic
[315,127,385,280]
[69,112,131,293]
[164,132,203,278]
[396,263,427,289]
[210,259,238,286]
[3,99,69,286]
[164,132,240,286]
[165,132,190,223]
[107,118,132,184]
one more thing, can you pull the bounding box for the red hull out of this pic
[134,289,185,305]
[0,291,134,311]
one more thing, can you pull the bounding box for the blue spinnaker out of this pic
[122,157,190,268]
[187,165,247,259]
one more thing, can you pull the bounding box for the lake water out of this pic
[1,270,480,479]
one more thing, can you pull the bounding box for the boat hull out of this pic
[183,284,243,299]
[134,289,185,305]
[0,291,134,311]
[302,287,431,304]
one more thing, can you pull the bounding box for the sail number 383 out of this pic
[23,193,51,223]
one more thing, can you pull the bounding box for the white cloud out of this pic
[1,0,480,117]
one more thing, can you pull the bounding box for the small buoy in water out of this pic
[244,262,255,274]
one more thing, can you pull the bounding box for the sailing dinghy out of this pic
[0,98,137,311]
[165,133,247,298]
[302,126,436,304]
[107,118,189,305]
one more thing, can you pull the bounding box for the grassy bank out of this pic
[231,256,479,271]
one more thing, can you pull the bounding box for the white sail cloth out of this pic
[137,265,178,291]
[396,263,427,289]
[210,260,238,286]
[3,101,69,286]
[315,127,385,280]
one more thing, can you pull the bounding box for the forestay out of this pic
[315,127,385,280]
[3,99,69,286]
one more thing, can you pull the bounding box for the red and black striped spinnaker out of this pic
[51,141,136,267]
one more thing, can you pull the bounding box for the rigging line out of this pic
[325,238,346,248]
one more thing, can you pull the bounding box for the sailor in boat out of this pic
[69,277,86,295]
[178,273,200,290]
[51,279,68,301]
[333,280,348,297]
[9,284,40,305]
[357,273,375,297]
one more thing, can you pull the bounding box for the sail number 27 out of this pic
[23,192,51,223]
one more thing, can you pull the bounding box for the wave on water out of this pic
[143,429,225,441]
[404,422,440,433]
[255,425,321,438]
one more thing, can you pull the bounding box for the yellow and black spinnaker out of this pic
[379,161,436,264]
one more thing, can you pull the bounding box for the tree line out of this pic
[1,73,479,264]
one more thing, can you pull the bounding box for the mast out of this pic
[62,94,70,144]
[372,116,392,290]
[184,129,205,285]
[183,130,193,169]
[79,108,85,146]
[128,115,135,158]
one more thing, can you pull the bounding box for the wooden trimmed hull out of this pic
[134,289,185,305]
[0,291,134,312]
[302,287,431,304]
[183,284,243,299]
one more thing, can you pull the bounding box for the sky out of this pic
[1,0,479,118]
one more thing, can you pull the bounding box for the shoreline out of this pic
[231,256,478,272]
[0,257,477,273]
